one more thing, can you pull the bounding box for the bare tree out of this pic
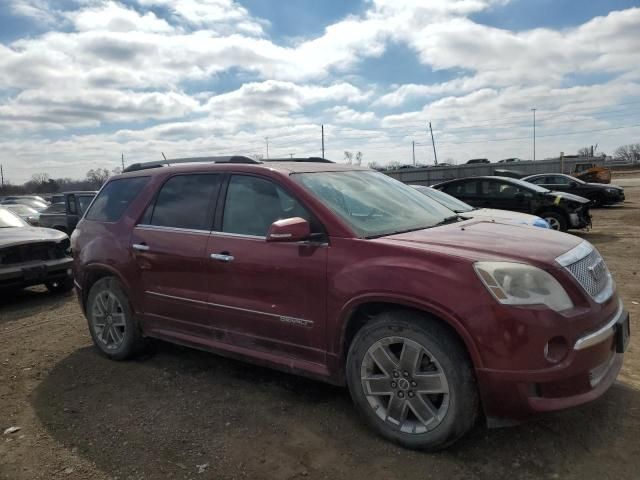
[86,168,111,188]
[614,143,640,163]
[577,147,591,157]
[355,151,363,166]
[343,151,354,164]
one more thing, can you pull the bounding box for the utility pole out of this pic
[412,140,415,166]
[0,164,4,189]
[265,137,270,159]
[429,122,438,165]
[121,153,125,171]
[289,153,294,159]
[321,124,325,159]
[531,108,536,161]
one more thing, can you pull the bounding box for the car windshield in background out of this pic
[413,185,475,213]
[504,178,550,193]
[294,170,455,238]
[0,208,27,227]
[6,204,37,215]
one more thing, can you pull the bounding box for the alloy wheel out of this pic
[91,290,126,350]
[360,336,449,434]
[545,216,561,230]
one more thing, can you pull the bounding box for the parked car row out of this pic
[0,191,96,231]
[66,156,628,452]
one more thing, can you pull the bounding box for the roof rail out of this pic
[122,155,259,173]
[262,157,334,163]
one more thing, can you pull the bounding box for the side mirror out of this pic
[569,181,578,188]
[266,217,311,242]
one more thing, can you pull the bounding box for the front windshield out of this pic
[0,208,28,227]
[7,204,36,215]
[412,185,474,213]
[294,170,456,238]
[502,177,550,193]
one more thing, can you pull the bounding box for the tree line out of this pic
[0,168,120,195]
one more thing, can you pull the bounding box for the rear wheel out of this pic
[539,211,567,231]
[346,311,478,451]
[86,277,145,360]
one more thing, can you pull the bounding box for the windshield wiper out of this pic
[433,215,462,227]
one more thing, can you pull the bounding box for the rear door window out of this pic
[444,180,477,196]
[86,177,150,222]
[145,174,221,231]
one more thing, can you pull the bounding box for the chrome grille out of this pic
[564,249,609,299]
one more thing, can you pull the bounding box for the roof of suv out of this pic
[119,157,369,177]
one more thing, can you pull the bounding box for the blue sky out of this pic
[0,0,639,182]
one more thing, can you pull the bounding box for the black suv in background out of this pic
[522,174,625,206]
[432,176,592,231]
[38,191,96,234]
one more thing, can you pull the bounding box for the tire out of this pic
[45,276,74,294]
[86,277,145,360]
[346,310,478,451]
[539,211,567,231]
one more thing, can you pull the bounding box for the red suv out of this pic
[71,156,629,450]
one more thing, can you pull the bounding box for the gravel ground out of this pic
[1,177,639,480]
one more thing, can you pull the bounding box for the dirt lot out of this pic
[2,178,639,480]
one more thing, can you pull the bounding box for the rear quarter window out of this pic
[85,176,150,222]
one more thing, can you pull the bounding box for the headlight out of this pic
[474,262,573,311]
[606,188,617,193]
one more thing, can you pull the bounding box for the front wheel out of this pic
[346,311,478,451]
[539,211,567,231]
[45,276,74,294]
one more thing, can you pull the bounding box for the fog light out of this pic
[544,336,569,363]
[66,268,73,276]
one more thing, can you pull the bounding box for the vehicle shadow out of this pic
[575,232,621,243]
[0,286,73,325]
[32,343,640,480]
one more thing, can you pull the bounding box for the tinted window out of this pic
[528,176,548,185]
[222,175,311,237]
[148,174,220,230]
[77,195,95,214]
[481,180,530,198]
[444,181,477,196]
[86,177,150,222]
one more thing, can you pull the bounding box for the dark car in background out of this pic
[466,158,490,164]
[522,173,625,207]
[0,206,74,292]
[432,176,592,231]
[38,191,96,234]
[71,157,627,450]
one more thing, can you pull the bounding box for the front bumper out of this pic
[0,257,73,289]
[476,302,628,421]
[603,190,625,204]
[569,207,592,229]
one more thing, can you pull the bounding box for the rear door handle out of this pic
[210,253,234,262]
[132,243,150,252]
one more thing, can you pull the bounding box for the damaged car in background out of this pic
[0,206,74,293]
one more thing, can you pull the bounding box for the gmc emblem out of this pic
[588,257,606,282]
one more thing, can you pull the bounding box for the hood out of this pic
[586,182,622,190]
[376,219,581,265]
[0,226,68,248]
[467,208,541,222]
[546,190,590,204]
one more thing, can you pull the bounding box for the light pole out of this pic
[531,108,536,161]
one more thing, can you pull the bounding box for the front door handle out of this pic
[210,252,234,262]
[132,243,150,252]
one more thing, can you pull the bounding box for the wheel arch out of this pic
[336,296,483,377]
[80,264,133,314]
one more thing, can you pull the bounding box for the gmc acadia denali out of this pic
[71,156,630,450]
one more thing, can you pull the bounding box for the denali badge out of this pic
[280,316,314,328]
[588,257,606,282]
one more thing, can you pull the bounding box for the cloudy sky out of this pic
[1,0,640,183]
